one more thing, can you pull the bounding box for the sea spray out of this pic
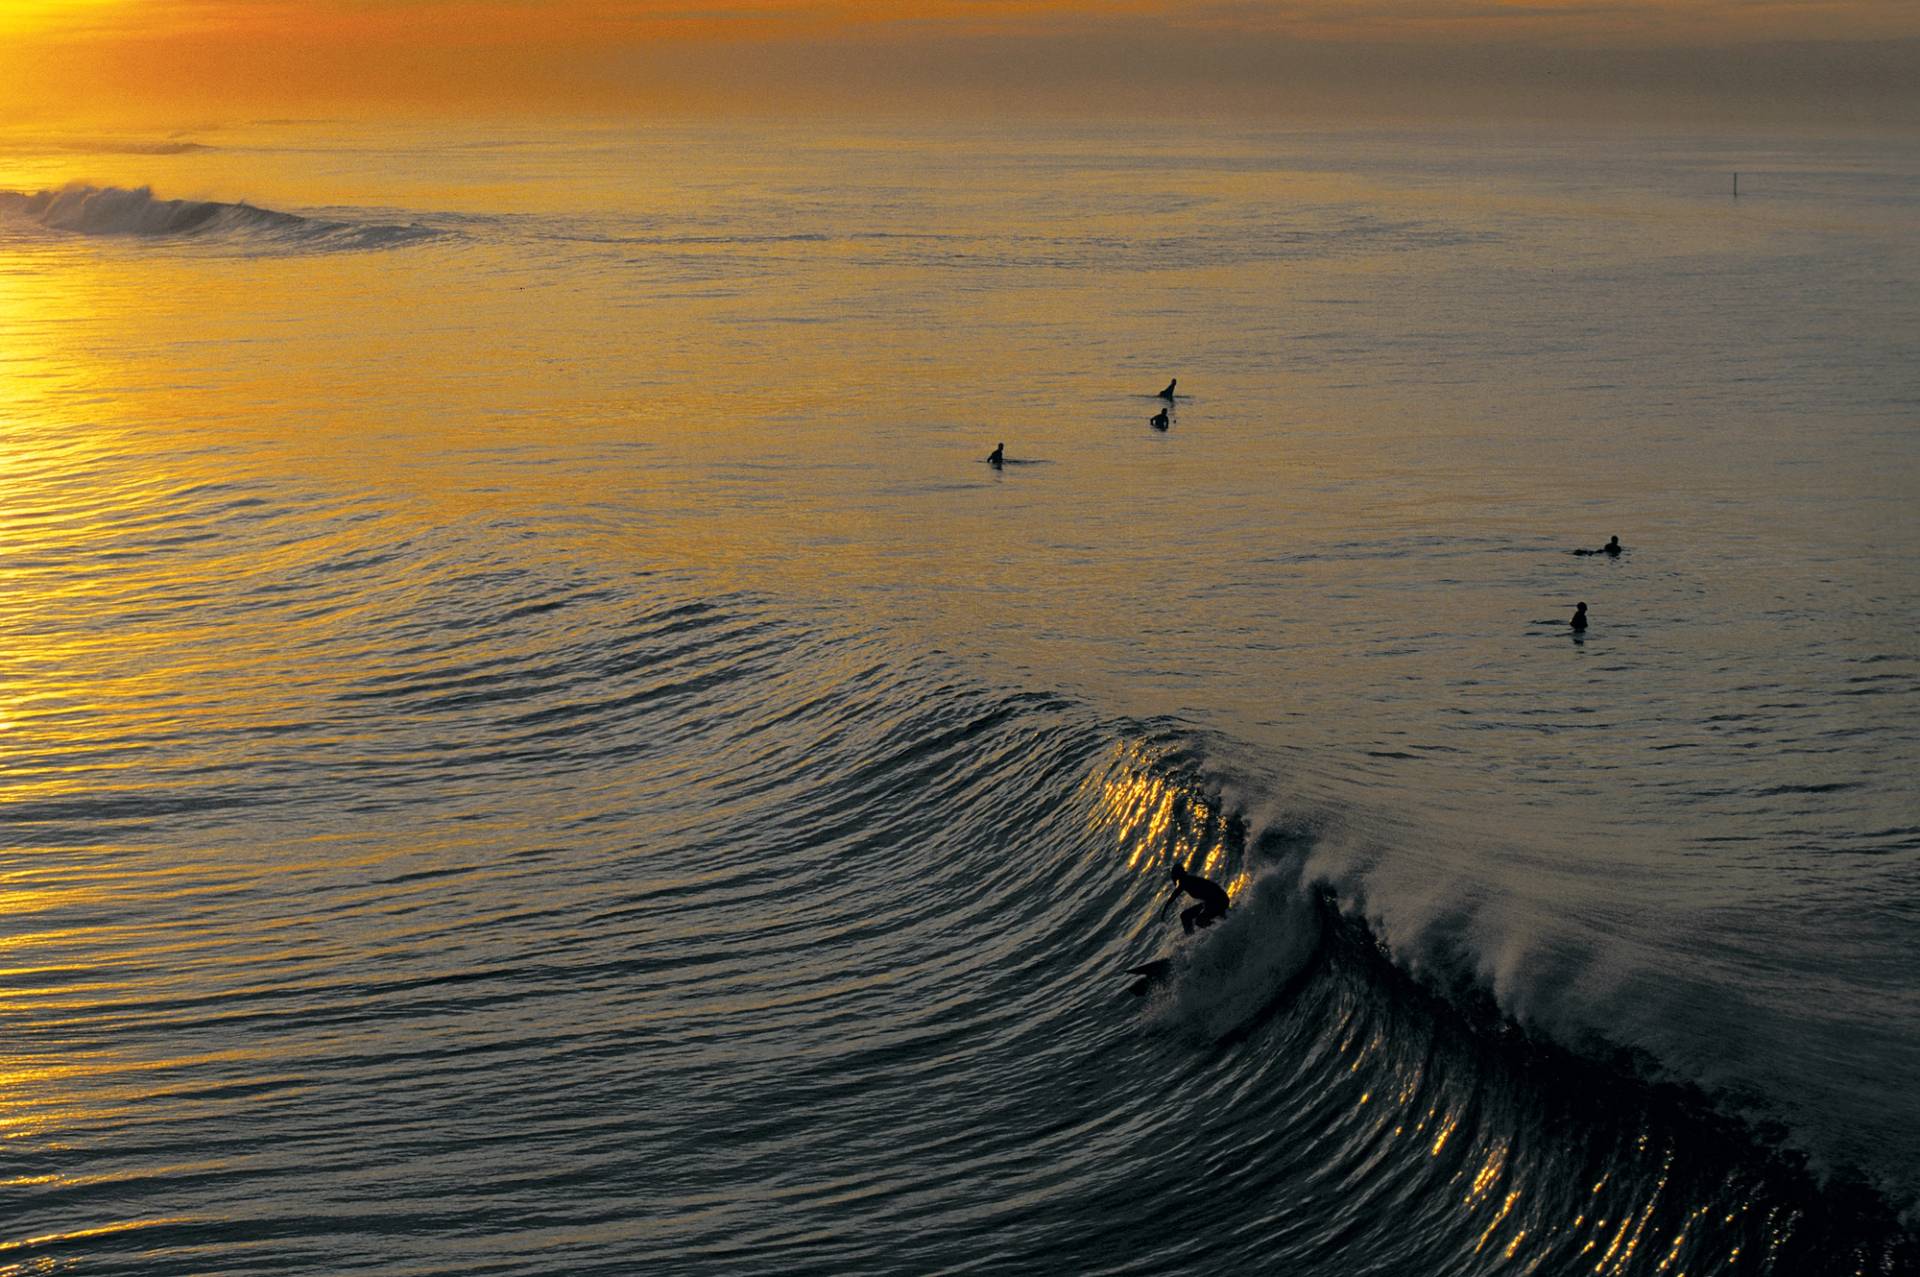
[1156,864,1324,1041]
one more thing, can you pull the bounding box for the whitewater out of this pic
[0,118,1916,1275]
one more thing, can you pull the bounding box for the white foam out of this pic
[1154,865,1323,1041]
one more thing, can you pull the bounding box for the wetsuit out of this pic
[1169,870,1229,934]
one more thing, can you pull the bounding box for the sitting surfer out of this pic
[1158,378,1178,400]
[1574,536,1623,557]
[1161,862,1229,934]
[1570,601,1588,632]
[1149,408,1169,430]
[988,442,1004,467]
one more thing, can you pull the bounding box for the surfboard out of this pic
[1124,958,1173,998]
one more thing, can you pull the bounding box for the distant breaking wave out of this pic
[50,140,212,156]
[0,184,440,251]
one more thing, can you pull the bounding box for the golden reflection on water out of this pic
[1322,1006,1749,1273]
[1084,742,1248,899]
[1466,1141,1508,1204]
[0,249,88,424]
[0,1217,198,1260]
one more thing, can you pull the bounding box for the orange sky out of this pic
[2,0,1917,123]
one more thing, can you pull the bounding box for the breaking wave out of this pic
[0,183,440,251]
[50,139,213,156]
[1097,743,1918,1271]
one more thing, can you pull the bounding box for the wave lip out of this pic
[0,184,440,251]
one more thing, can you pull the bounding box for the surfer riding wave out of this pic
[1162,862,1229,934]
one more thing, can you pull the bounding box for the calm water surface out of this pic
[2,119,1917,1274]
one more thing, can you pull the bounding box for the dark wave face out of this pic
[0,183,439,250]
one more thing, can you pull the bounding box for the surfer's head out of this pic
[1167,863,1186,882]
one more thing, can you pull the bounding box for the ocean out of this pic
[1,117,1916,1274]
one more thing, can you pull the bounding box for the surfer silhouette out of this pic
[1150,408,1169,430]
[988,442,1004,467]
[1161,863,1228,934]
[1158,378,1178,400]
[1574,536,1623,557]
[1570,601,1588,632]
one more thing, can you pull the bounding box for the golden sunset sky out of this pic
[2,0,1916,123]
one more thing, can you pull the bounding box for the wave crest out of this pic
[0,184,439,251]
